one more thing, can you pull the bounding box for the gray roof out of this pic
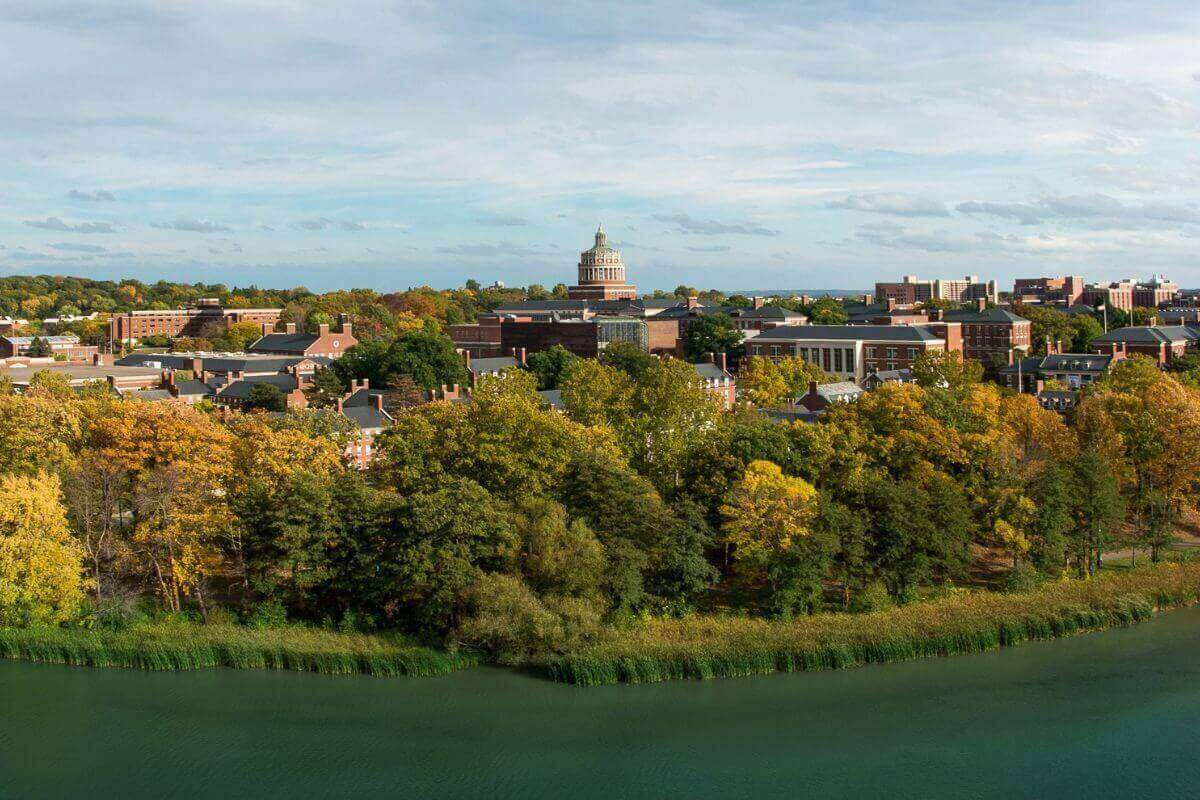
[117,352,327,373]
[343,387,388,407]
[814,381,865,400]
[469,356,520,375]
[1091,326,1198,345]
[493,301,590,313]
[172,378,213,396]
[129,388,173,401]
[942,307,1028,324]
[1040,354,1112,372]
[692,362,732,381]
[0,362,163,385]
[216,373,299,400]
[248,332,320,354]
[755,324,944,343]
[537,389,563,409]
[341,405,392,430]
[864,368,913,382]
[2,335,81,345]
[730,306,806,320]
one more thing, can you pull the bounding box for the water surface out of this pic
[5,607,1200,799]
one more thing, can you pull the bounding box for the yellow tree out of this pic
[738,355,829,408]
[0,392,83,475]
[720,460,818,562]
[0,473,86,626]
[89,402,233,613]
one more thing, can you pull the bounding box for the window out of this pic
[866,346,877,359]
[833,349,842,372]
[822,348,831,372]
[845,348,855,371]
[886,347,898,359]
[908,347,917,359]
[770,345,780,357]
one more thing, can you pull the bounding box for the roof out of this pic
[215,373,299,400]
[1040,354,1113,372]
[341,405,392,430]
[537,389,564,409]
[1091,326,1199,345]
[172,378,212,396]
[755,324,944,343]
[470,356,520,375]
[814,381,865,399]
[2,335,81,345]
[343,387,387,407]
[864,368,913,383]
[117,352,327,373]
[1062,303,1099,316]
[692,362,732,381]
[129,388,173,401]
[942,307,1028,324]
[730,306,806,320]
[493,300,590,313]
[0,362,163,385]
[247,332,319,354]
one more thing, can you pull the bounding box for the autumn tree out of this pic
[0,473,86,626]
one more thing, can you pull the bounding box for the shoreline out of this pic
[5,564,1200,685]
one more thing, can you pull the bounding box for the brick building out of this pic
[1090,325,1198,365]
[874,275,996,305]
[248,317,356,359]
[941,302,1032,363]
[693,355,737,409]
[0,334,97,361]
[746,325,949,383]
[496,317,648,360]
[1012,276,1085,306]
[109,299,281,344]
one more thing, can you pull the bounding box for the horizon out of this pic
[5,2,1200,291]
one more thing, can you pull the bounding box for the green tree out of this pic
[808,297,849,325]
[246,382,287,412]
[682,313,744,363]
[26,336,52,357]
[598,340,655,379]
[1071,446,1125,576]
[526,345,580,390]
[305,366,347,408]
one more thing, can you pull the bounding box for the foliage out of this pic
[681,313,744,362]
[245,382,287,412]
[737,355,830,407]
[526,344,580,390]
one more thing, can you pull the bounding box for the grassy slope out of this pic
[543,564,1200,685]
[0,623,480,677]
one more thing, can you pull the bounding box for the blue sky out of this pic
[3,0,1200,292]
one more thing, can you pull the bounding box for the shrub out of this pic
[246,600,289,629]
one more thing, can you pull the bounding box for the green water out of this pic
[6,609,1200,799]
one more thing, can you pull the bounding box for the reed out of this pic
[543,563,1200,686]
[0,622,480,677]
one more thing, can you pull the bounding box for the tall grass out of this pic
[0,622,480,677]
[544,564,1200,686]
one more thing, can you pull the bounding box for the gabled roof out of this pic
[216,373,299,400]
[493,300,590,313]
[1091,325,1198,345]
[117,352,326,373]
[172,378,212,397]
[863,368,913,383]
[942,307,1028,324]
[814,381,865,400]
[341,405,392,430]
[343,387,388,407]
[1040,354,1112,372]
[248,332,319,354]
[730,306,806,320]
[692,362,732,381]
[755,324,944,343]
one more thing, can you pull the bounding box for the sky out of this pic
[3,0,1200,293]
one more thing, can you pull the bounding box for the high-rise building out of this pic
[1012,276,1085,306]
[567,227,638,300]
[874,275,996,305]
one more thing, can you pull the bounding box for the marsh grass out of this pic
[0,622,479,677]
[544,564,1200,685]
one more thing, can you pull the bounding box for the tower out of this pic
[567,226,638,300]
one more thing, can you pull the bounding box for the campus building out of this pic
[108,298,281,344]
[567,227,638,300]
[745,325,949,383]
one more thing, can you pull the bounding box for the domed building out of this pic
[567,226,638,300]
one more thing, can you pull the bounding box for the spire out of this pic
[595,225,606,247]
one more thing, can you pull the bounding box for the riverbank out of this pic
[0,622,480,676]
[543,563,1200,685]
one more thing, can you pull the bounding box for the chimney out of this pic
[260,322,270,337]
[1045,337,1053,356]
[370,394,383,412]
[752,296,765,310]
[317,323,330,337]
[977,298,987,312]
[335,397,344,413]
[718,352,727,373]
[285,323,297,334]
[460,349,471,370]
[339,313,352,336]
[517,347,526,365]
[808,380,818,397]
[1035,379,1044,395]
[1008,349,1014,366]
[192,356,203,379]
[687,295,700,310]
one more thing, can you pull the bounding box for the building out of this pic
[998,350,1119,392]
[727,299,808,332]
[333,380,394,468]
[1089,326,1199,365]
[0,357,165,392]
[109,299,281,344]
[1012,276,1085,306]
[496,316,648,360]
[567,227,637,300]
[0,334,97,361]
[692,355,737,409]
[794,380,866,413]
[860,368,914,390]
[874,275,997,305]
[745,325,948,383]
[248,318,356,359]
[116,351,330,381]
[940,302,1032,363]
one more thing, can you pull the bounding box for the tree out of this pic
[337,329,468,392]
[0,473,86,626]
[868,476,972,599]
[305,366,347,408]
[813,495,868,609]
[682,313,743,363]
[510,497,605,598]
[26,336,52,357]
[808,297,848,325]
[598,341,655,379]
[738,355,829,407]
[526,345,580,390]
[246,382,287,412]
[1071,446,1125,577]
[911,350,983,393]
[721,460,817,562]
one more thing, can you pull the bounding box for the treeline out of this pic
[1,349,1196,665]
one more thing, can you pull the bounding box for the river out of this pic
[5,606,1200,799]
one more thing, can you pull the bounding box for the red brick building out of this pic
[109,299,281,344]
[248,318,356,359]
[1089,325,1198,365]
[940,302,1032,363]
[746,325,949,382]
[1012,276,1085,306]
[0,334,97,361]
